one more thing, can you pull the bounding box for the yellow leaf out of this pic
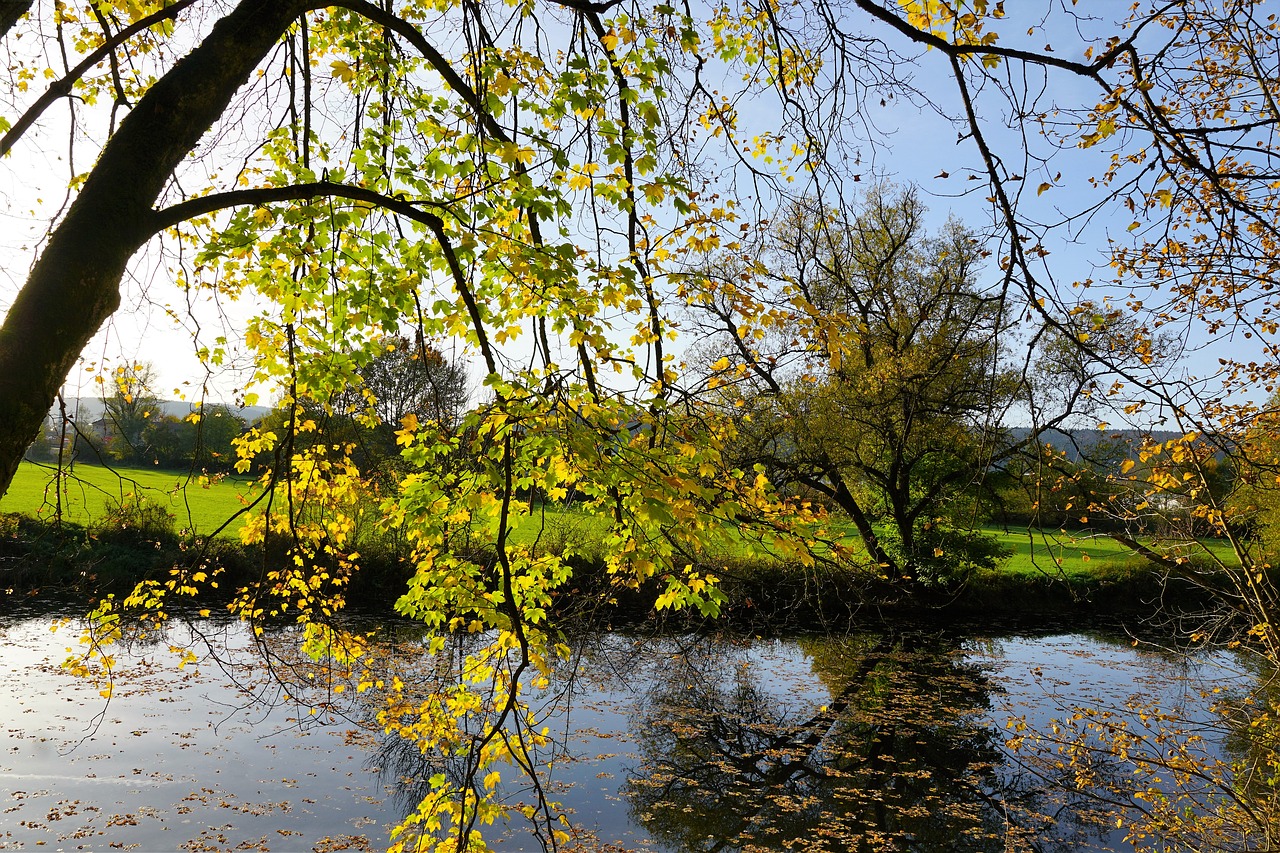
[396,413,419,447]
[331,60,355,82]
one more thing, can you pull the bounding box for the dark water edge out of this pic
[0,591,1254,853]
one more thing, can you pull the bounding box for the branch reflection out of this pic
[623,631,1110,852]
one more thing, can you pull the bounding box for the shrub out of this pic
[92,493,176,544]
[879,521,1011,585]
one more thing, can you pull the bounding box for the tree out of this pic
[693,187,1017,582]
[4,0,1280,849]
[100,362,161,464]
[0,3,823,847]
[1226,394,1280,562]
[143,404,246,470]
[267,337,468,476]
[329,335,469,469]
[355,336,468,431]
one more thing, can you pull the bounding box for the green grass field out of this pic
[491,505,1233,579]
[2,460,259,536]
[989,525,1238,578]
[0,461,1235,577]
[993,527,1152,579]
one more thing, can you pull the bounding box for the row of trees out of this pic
[26,338,467,473]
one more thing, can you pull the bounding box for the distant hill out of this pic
[51,397,272,424]
[1009,427,1186,463]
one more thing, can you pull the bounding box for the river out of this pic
[0,601,1254,851]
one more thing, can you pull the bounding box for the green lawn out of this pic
[3,464,616,546]
[3,460,259,536]
[507,508,1237,579]
[1,462,1238,578]
[989,525,1239,578]
[995,528,1149,579]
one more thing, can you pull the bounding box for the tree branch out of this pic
[329,0,510,144]
[1107,532,1186,574]
[0,0,199,158]
[152,181,498,376]
[150,180,447,232]
[851,0,1146,77]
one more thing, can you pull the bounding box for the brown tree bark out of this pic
[0,1,33,41]
[0,0,310,497]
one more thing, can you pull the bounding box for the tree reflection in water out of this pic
[623,632,1111,852]
[26,605,1245,851]
[335,626,1134,851]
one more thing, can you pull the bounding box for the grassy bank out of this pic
[0,461,1236,620]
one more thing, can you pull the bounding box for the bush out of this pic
[92,493,176,544]
[879,522,1011,585]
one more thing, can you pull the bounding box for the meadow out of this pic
[1,460,259,536]
[1,461,1228,579]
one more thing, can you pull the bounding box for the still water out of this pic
[0,602,1250,852]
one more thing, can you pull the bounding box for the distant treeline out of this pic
[25,402,251,472]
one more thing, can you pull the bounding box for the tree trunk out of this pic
[0,0,309,498]
[0,1,33,40]
[827,477,902,577]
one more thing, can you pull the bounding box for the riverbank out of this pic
[0,510,1229,629]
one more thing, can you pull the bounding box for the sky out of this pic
[0,0,1266,424]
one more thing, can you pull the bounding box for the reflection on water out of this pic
[571,632,1131,852]
[0,603,1249,852]
[623,634,1027,851]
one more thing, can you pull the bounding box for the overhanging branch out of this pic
[151,181,498,375]
[0,0,199,158]
[850,0,1162,77]
[150,180,449,232]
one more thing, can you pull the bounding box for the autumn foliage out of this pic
[4,0,1280,849]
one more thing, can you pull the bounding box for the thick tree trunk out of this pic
[0,0,309,498]
[0,1,33,40]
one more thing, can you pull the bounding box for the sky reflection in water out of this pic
[0,607,1247,852]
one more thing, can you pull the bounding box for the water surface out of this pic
[0,604,1248,851]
